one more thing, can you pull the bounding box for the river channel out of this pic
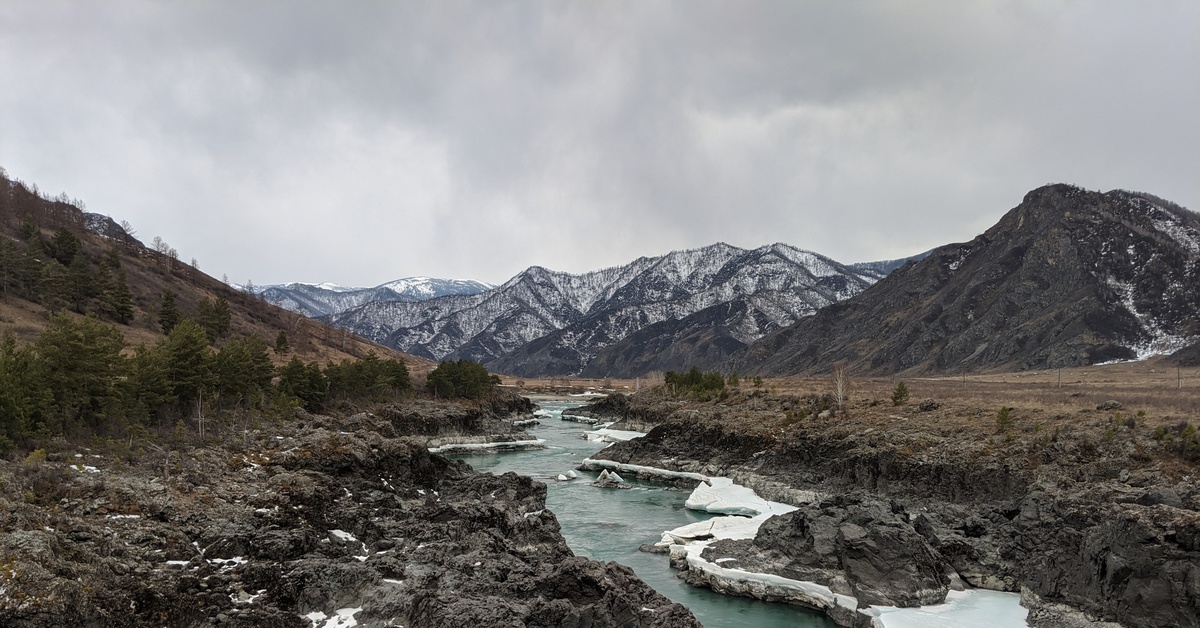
[453,399,836,628]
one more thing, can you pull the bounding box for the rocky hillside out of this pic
[733,185,1200,376]
[259,278,493,318]
[331,243,886,377]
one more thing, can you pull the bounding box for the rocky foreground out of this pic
[583,390,1200,628]
[0,395,699,628]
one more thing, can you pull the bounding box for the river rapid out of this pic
[454,399,835,628]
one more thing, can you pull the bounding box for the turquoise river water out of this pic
[454,399,836,628]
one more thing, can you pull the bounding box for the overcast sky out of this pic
[2,1,1197,287]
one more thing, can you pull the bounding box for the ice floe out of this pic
[684,477,793,517]
[427,439,545,454]
[582,427,645,443]
[578,458,708,483]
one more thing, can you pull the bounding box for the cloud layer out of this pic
[2,1,1197,285]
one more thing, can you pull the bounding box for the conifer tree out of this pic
[49,228,80,266]
[164,319,212,406]
[275,330,289,354]
[159,291,181,334]
[128,343,174,416]
[0,237,15,300]
[34,314,125,434]
[38,259,71,311]
[106,268,134,324]
[197,297,231,343]
[0,332,40,449]
[214,336,273,400]
[66,252,94,312]
[278,357,325,408]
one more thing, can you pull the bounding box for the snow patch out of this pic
[1106,278,1191,359]
[1151,215,1200,255]
[329,529,357,543]
[305,607,362,628]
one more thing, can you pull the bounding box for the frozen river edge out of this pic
[579,457,1029,628]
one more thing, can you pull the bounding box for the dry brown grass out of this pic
[498,361,1199,478]
[750,358,1200,425]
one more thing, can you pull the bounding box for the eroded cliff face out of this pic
[590,391,1200,628]
[0,401,699,628]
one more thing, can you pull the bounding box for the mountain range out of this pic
[266,184,1199,379]
[730,185,1200,375]
[325,243,912,377]
[257,277,494,318]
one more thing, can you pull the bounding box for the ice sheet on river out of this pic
[865,589,1028,627]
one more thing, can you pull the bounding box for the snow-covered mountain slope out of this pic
[258,277,493,318]
[731,185,1200,376]
[329,242,884,376]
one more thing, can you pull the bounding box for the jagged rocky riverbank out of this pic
[580,392,1200,628]
[0,395,699,628]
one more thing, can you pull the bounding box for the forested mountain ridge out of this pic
[731,184,1200,375]
[258,277,494,318]
[328,242,891,377]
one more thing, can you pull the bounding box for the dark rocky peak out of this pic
[732,184,1200,375]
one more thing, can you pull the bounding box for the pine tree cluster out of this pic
[0,315,412,452]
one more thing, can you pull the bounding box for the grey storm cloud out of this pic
[1,1,1197,286]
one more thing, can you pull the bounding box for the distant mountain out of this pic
[259,277,493,318]
[848,250,934,279]
[329,243,889,377]
[83,212,143,247]
[730,185,1200,376]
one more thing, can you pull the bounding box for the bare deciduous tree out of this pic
[831,360,849,414]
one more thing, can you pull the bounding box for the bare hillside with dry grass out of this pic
[0,168,433,376]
